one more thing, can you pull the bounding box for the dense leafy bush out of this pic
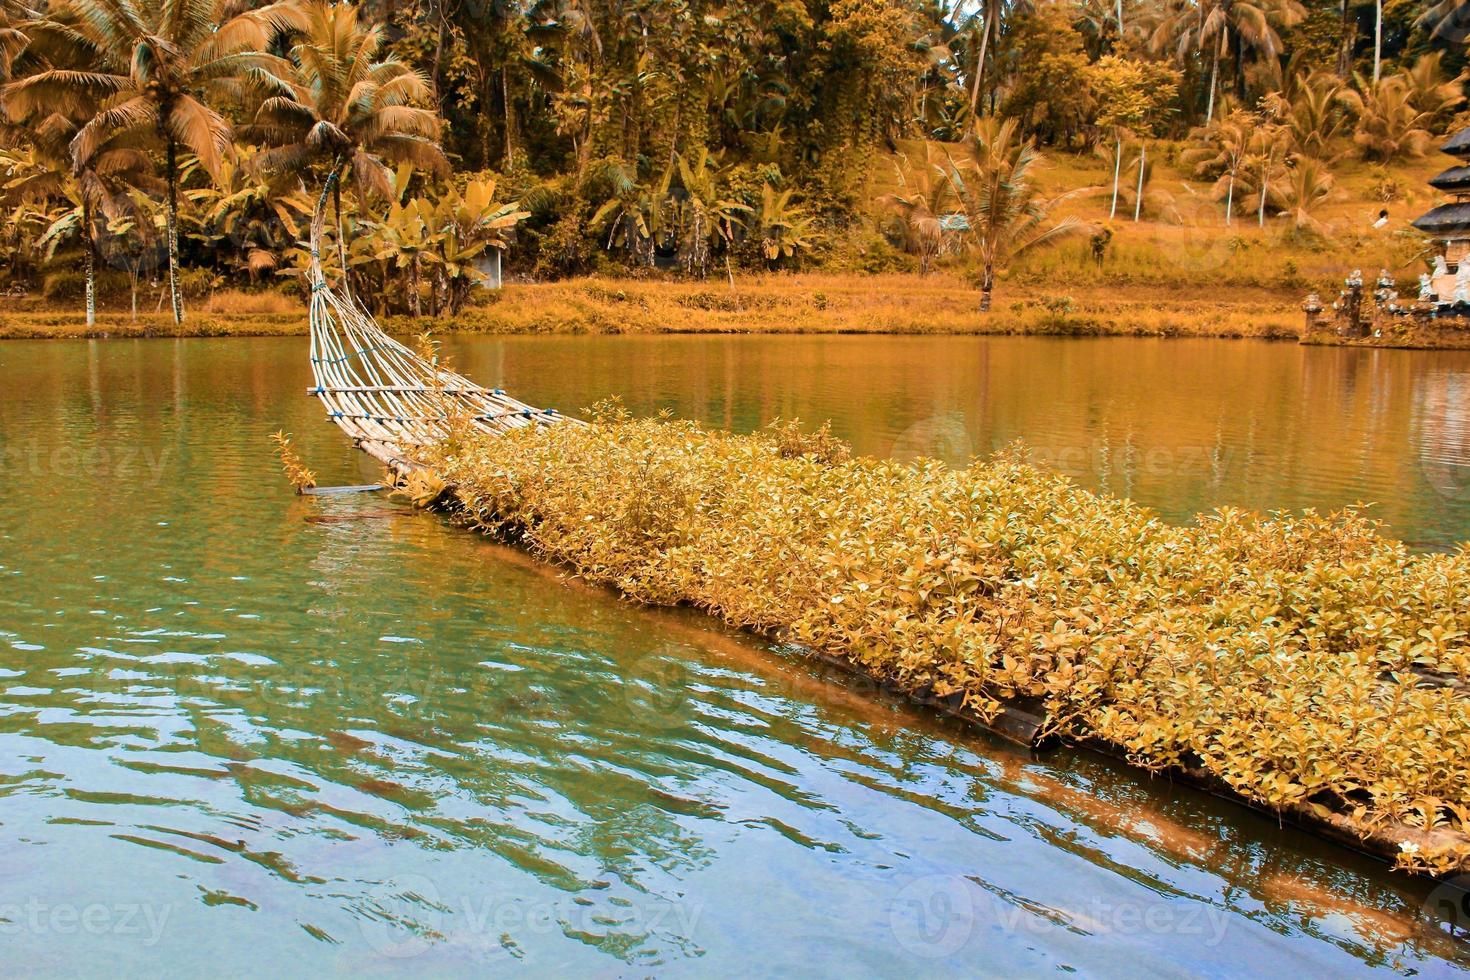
[426,409,1470,874]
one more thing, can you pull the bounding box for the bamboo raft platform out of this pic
[305,174,578,474]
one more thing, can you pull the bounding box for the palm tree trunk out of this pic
[1373,0,1382,83]
[1205,44,1220,124]
[1231,30,1245,100]
[502,66,516,170]
[164,137,184,325]
[82,196,95,328]
[1133,143,1146,222]
[410,256,421,317]
[1338,0,1354,78]
[966,6,994,135]
[1225,167,1235,226]
[1115,0,1124,40]
[1109,135,1122,219]
[1258,151,1271,228]
[979,263,993,312]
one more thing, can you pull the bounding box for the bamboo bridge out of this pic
[305,174,579,473]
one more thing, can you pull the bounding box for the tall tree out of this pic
[1152,0,1307,123]
[248,0,445,285]
[7,110,154,323]
[6,0,304,324]
[942,117,1085,311]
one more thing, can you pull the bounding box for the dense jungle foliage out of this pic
[0,0,1466,321]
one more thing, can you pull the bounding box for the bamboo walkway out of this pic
[306,174,578,471]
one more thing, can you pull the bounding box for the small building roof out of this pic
[1412,202,1470,236]
[1430,165,1470,194]
[1443,128,1470,158]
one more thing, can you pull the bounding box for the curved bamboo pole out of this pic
[306,169,579,474]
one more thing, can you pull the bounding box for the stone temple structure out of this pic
[1302,128,1470,342]
[1414,127,1470,307]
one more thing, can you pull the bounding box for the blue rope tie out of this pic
[312,345,385,366]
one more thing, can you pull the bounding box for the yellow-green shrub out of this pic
[426,409,1470,872]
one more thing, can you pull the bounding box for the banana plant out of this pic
[587,158,659,266]
[99,202,164,321]
[755,184,817,268]
[37,180,96,319]
[432,177,529,313]
[665,148,749,277]
[183,151,313,283]
[365,196,437,316]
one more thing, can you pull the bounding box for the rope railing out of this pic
[306,168,579,472]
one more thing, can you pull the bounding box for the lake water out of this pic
[1,334,1468,976]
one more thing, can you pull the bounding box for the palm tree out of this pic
[0,0,30,87]
[5,107,154,325]
[1184,110,1254,224]
[1346,75,1434,163]
[1151,0,1306,124]
[958,0,1035,132]
[1417,0,1469,41]
[877,144,953,274]
[248,0,445,284]
[5,0,304,324]
[1400,53,1466,133]
[1270,157,1334,232]
[942,117,1086,312]
[1263,72,1354,161]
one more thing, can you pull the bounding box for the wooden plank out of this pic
[302,484,384,496]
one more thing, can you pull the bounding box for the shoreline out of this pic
[6,275,1470,349]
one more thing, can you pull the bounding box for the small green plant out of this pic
[271,430,317,493]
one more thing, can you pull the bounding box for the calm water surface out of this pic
[1,334,1469,977]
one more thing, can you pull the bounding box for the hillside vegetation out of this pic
[0,0,1465,333]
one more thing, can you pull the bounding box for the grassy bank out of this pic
[427,275,1305,338]
[0,149,1447,343]
[0,275,1306,340]
[0,311,307,340]
[419,409,1470,876]
[0,290,306,339]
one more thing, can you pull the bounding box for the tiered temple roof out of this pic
[1414,128,1470,239]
